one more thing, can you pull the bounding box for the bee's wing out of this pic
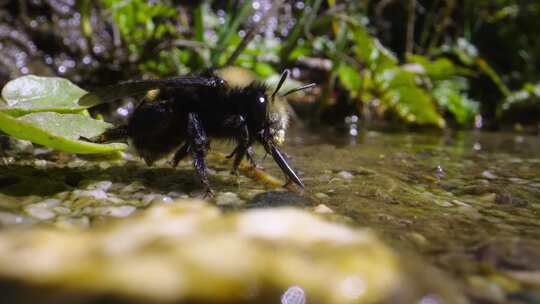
[79,76,226,107]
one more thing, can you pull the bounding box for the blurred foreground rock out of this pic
[0,200,464,304]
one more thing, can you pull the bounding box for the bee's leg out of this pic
[187,113,212,196]
[245,146,262,169]
[226,116,256,175]
[86,125,128,143]
[170,143,190,168]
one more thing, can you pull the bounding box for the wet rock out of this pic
[314,192,330,200]
[24,200,60,220]
[481,170,498,180]
[96,205,137,218]
[494,193,528,207]
[72,189,108,200]
[215,192,245,206]
[337,171,354,181]
[247,191,311,208]
[0,201,460,304]
[314,204,334,214]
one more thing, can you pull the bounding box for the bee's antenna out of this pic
[281,83,316,97]
[271,69,290,102]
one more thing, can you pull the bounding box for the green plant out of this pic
[0,76,126,153]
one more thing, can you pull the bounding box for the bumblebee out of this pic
[80,70,314,196]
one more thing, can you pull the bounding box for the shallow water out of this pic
[0,129,539,303]
[282,129,540,303]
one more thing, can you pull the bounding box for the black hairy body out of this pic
[82,71,307,195]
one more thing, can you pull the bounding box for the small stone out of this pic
[142,194,158,204]
[318,175,332,182]
[87,181,113,191]
[24,203,56,220]
[407,232,428,247]
[122,182,145,193]
[433,200,453,207]
[52,206,72,215]
[314,204,333,214]
[481,171,497,180]
[451,200,472,208]
[100,205,137,218]
[216,192,245,206]
[73,189,108,200]
[106,196,125,204]
[33,159,48,168]
[337,171,354,180]
[508,177,528,184]
[67,160,86,168]
[36,198,61,208]
[315,192,330,200]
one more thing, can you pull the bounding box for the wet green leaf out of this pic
[1,75,88,116]
[0,111,126,154]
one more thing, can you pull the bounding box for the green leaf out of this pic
[376,68,445,127]
[337,64,362,97]
[408,55,456,80]
[1,75,88,116]
[0,111,126,154]
[352,26,397,72]
[433,79,478,125]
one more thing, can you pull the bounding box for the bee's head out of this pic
[263,70,316,145]
[238,83,269,132]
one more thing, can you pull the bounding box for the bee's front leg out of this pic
[187,113,213,196]
[225,115,257,175]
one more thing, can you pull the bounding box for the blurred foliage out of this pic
[0,0,539,130]
[0,76,126,153]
